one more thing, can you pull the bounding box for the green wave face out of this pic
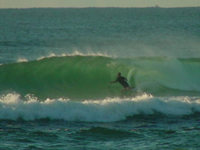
[1,56,200,99]
[0,56,132,99]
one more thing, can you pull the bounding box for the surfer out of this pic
[110,72,131,90]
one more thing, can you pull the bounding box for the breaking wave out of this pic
[0,55,200,99]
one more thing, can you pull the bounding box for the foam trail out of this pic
[0,93,200,122]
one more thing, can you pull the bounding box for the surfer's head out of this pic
[118,72,121,76]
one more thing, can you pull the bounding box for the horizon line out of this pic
[0,6,200,9]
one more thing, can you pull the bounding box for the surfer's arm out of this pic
[110,80,117,83]
[110,78,118,83]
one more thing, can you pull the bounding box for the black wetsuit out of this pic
[116,76,130,88]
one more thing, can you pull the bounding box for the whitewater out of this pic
[0,7,200,150]
[1,93,200,122]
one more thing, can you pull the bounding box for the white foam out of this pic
[37,51,111,61]
[0,93,200,122]
[17,58,28,62]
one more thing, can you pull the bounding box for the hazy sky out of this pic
[0,0,200,8]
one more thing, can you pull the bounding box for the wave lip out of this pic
[0,93,200,122]
[36,51,111,61]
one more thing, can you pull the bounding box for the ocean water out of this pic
[0,7,200,150]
